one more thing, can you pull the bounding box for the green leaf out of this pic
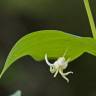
[80,37,96,56]
[0,30,96,78]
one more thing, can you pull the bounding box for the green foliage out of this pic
[0,0,96,78]
[0,30,96,78]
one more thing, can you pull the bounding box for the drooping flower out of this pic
[45,54,73,83]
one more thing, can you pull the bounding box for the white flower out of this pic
[45,54,73,83]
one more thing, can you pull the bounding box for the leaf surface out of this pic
[1,30,96,78]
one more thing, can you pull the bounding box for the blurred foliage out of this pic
[10,90,21,96]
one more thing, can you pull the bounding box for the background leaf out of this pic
[0,30,96,78]
[10,90,21,96]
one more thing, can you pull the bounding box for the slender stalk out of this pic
[84,0,96,39]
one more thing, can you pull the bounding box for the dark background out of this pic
[0,0,96,96]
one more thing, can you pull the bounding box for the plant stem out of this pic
[84,0,96,39]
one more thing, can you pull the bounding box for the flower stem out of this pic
[84,0,96,39]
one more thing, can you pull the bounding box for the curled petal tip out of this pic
[45,54,53,66]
